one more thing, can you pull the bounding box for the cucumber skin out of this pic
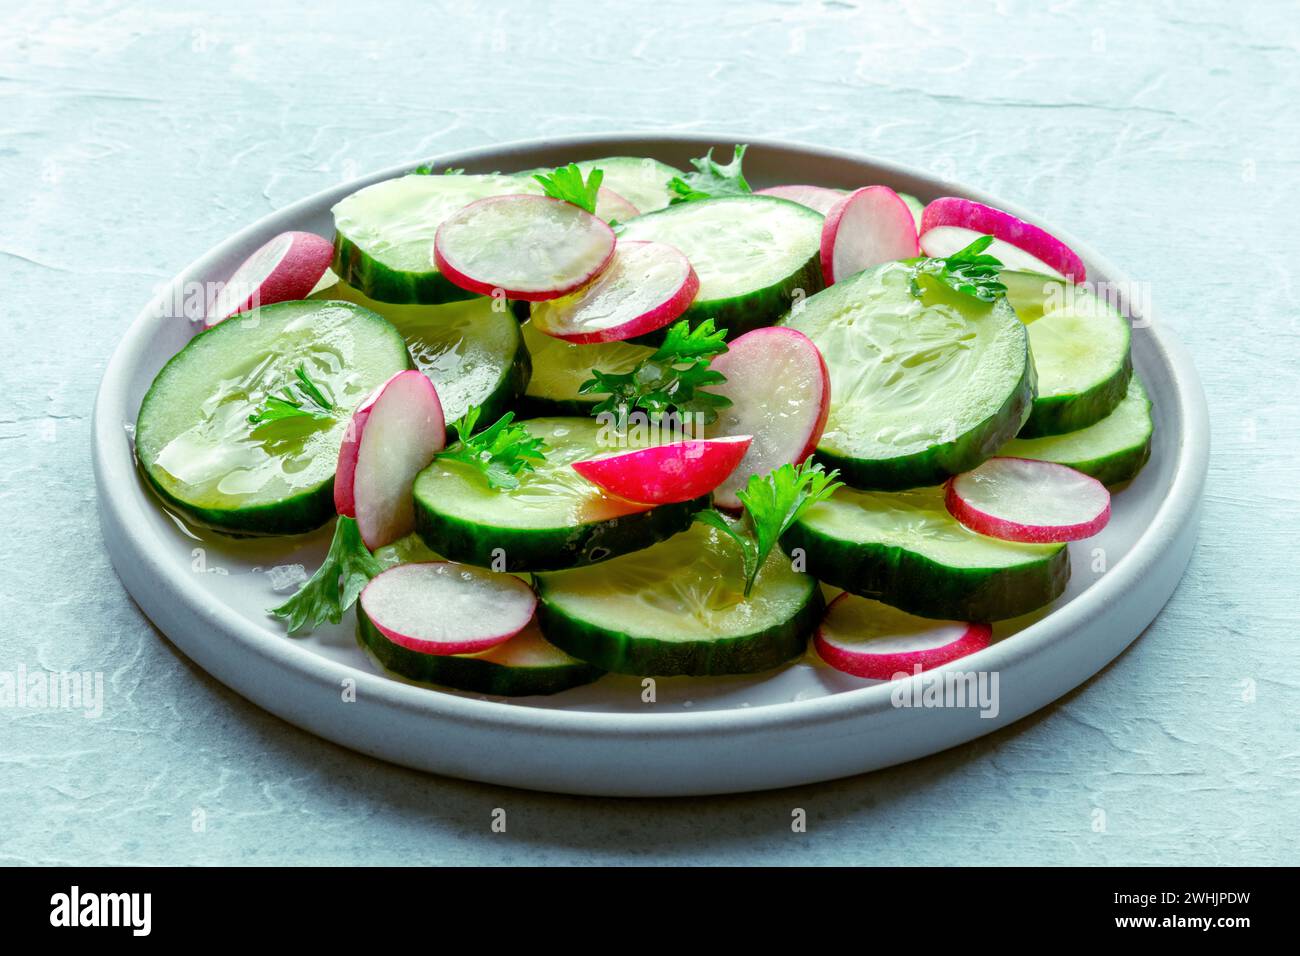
[414,494,710,573]
[477,327,533,426]
[1068,436,1151,487]
[516,393,599,419]
[357,609,604,696]
[781,521,1069,621]
[536,577,824,677]
[1018,351,1132,438]
[333,231,478,305]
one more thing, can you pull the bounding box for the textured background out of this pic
[2,0,1297,865]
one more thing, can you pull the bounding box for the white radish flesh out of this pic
[820,186,920,285]
[595,187,640,223]
[815,594,992,680]
[919,197,1086,282]
[207,231,335,326]
[945,456,1111,543]
[755,184,844,215]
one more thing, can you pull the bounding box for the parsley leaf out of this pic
[271,516,382,634]
[248,365,334,426]
[533,163,603,214]
[909,234,1007,303]
[413,165,464,175]
[694,460,842,596]
[668,145,751,203]
[580,319,733,426]
[438,406,547,490]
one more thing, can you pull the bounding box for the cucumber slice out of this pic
[1002,375,1153,485]
[899,192,924,231]
[359,616,604,697]
[319,279,529,423]
[782,260,1034,490]
[518,321,652,417]
[536,523,824,676]
[783,485,1068,621]
[413,417,704,571]
[332,172,539,304]
[617,196,824,340]
[135,300,410,535]
[575,156,684,214]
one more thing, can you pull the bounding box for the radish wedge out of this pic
[595,187,640,223]
[820,186,920,285]
[815,593,992,680]
[920,197,1086,282]
[358,562,536,655]
[335,370,446,550]
[755,184,844,215]
[706,327,830,509]
[528,240,699,343]
[206,231,334,326]
[571,435,753,505]
[945,457,1110,543]
[433,194,616,301]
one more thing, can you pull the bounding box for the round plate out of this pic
[92,134,1208,796]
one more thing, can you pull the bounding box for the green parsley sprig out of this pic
[909,234,1007,303]
[271,516,381,634]
[694,461,842,596]
[668,145,751,203]
[580,319,732,427]
[438,406,547,490]
[247,365,335,426]
[412,165,464,175]
[533,163,603,215]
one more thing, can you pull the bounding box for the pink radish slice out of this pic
[595,187,640,222]
[815,593,992,680]
[434,194,616,301]
[945,457,1110,543]
[706,327,830,510]
[206,231,335,326]
[335,370,446,550]
[920,197,1086,283]
[571,435,753,505]
[820,185,920,285]
[360,562,536,656]
[755,184,844,216]
[528,240,699,344]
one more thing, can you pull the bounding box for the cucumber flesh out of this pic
[519,321,652,416]
[413,417,704,571]
[135,300,410,535]
[782,260,1034,490]
[1002,375,1152,485]
[574,157,684,214]
[783,484,1068,621]
[317,279,529,424]
[617,195,824,340]
[536,523,824,676]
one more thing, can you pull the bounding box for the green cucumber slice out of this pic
[518,321,653,416]
[1001,270,1132,437]
[575,156,684,214]
[359,616,604,697]
[135,300,410,535]
[317,279,529,424]
[413,417,704,571]
[1002,375,1153,485]
[782,260,1034,490]
[783,485,1068,621]
[536,523,824,676]
[332,172,539,304]
[617,195,824,340]
[899,191,924,231]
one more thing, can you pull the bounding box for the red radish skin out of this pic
[707,327,831,509]
[755,184,844,216]
[335,370,446,550]
[528,240,700,344]
[571,435,753,505]
[595,187,640,222]
[820,186,920,285]
[920,197,1086,283]
[944,457,1111,543]
[206,231,335,326]
[433,194,616,301]
[815,594,992,680]
[360,562,536,656]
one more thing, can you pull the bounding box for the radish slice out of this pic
[335,370,446,550]
[571,435,753,505]
[206,231,334,326]
[920,197,1086,283]
[706,327,830,510]
[944,456,1110,543]
[359,562,536,656]
[595,187,640,222]
[434,194,616,301]
[820,185,920,285]
[755,184,844,216]
[528,240,699,344]
[815,593,992,680]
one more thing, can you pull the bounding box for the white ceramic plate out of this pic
[93,134,1208,796]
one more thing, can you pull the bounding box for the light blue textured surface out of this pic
[2,0,1297,865]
